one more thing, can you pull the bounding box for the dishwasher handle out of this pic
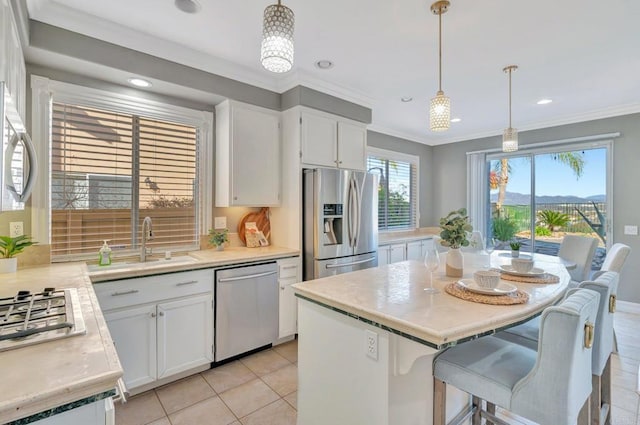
[217,270,277,283]
[325,256,375,269]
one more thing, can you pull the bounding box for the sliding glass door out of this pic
[486,143,610,268]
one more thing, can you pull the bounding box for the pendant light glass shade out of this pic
[502,127,518,152]
[502,65,519,152]
[260,1,295,73]
[430,90,451,132]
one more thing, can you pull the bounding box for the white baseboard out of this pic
[617,301,640,314]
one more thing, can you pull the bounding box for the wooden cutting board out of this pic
[238,207,271,246]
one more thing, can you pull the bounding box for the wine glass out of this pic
[485,238,497,268]
[424,246,440,294]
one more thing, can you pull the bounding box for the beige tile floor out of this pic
[116,312,640,425]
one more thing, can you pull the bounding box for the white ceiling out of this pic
[25,0,640,146]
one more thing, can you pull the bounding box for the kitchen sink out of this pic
[86,255,199,273]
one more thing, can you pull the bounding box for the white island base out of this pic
[297,299,469,425]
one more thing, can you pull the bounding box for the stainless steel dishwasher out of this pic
[215,262,278,361]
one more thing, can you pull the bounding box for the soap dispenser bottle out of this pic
[99,240,112,266]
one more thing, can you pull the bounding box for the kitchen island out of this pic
[292,253,570,425]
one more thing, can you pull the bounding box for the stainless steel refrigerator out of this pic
[303,168,378,280]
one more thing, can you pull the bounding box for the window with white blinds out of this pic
[50,102,199,260]
[367,148,419,230]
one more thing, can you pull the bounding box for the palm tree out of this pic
[491,152,585,215]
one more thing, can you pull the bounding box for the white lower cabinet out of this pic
[31,398,113,425]
[104,304,157,388]
[379,238,433,265]
[277,257,301,339]
[95,269,214,391]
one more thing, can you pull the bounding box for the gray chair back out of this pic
[511,288,600,425]
[600,243,631,274]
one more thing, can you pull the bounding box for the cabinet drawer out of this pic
[277,257,300,279]
[95,269,213,311]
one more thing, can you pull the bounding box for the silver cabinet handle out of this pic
[111,290,139,297]
[281,265,297,270]
[326,257,375,269]
[151,312,156,318]
[217,270,277,283]
[176,280,198,287]
[159,311,165,317]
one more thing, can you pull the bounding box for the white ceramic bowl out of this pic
[473,270,501,289]
[511,258,534,273]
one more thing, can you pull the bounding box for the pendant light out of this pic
[429,1,451,132]
[502,65,519,152]
[260,0,295,73]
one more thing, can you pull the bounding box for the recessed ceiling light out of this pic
[127,78,152,88]
[401,97,413,103]
[315,60,334,70]
[537,99,553,105]
[451,118,462,123]
[175,0,201,14]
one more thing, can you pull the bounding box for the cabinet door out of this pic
[279,276,298,338]
[301,111,337,168]
[406,241,424,261]
[105,305,157,389]
[157,293,213,378]
[337,121,366,171]
[388,244,406,264]
[377,245,390,266]
[232,106,281,206]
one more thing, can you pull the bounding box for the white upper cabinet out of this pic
[216,100,281,207]
[300,109,367,171]
[0,0,26,122]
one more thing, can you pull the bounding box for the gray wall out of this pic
[282,86,372,123]
[432,113,640,303]
[367,131,434,227]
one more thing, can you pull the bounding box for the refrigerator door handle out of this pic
[347,175,356,247]
[325,256,376,269]
[354,176,362,247]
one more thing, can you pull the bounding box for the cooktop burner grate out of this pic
[0,288,86,351]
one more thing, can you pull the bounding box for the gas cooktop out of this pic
[0,288,86,352]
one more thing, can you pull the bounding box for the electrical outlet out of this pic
[9,222,23,238]
[624,225,638,236]
[214,216,227,229]
[365,330,378,360]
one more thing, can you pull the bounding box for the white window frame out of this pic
[367,146,420,231]
[30,75,214,250]
[467,133,617,249]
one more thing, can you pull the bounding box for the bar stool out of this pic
[433,289,600,425]
[496,272,619,425]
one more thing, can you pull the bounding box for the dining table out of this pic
[292,250,572,425]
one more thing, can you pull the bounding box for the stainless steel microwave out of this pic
[1,82,36,211]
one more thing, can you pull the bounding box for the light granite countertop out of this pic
[0,245,299,423]
[378,228,438,245]
[292,252,570,348]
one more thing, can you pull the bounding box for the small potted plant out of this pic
[510,241,521,258]
[0,235,37,273]
[439,208,473,277]
[208,229,229,251]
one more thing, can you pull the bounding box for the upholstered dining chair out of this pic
[433,289,600,425]
[593,243,631,278]
[496,272,619,425]
[558,235,598,284]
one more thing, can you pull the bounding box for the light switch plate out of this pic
[9,222,23,238]
[214,216,227,229]
[624,225,638,236]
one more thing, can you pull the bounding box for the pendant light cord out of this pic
[438,9,442,92]
[508,68,512,128]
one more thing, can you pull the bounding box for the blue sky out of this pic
[492,148,606,198]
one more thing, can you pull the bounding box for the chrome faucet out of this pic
[140,216,153,262]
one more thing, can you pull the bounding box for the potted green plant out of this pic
[439,208,473,277]
[208,229,229,251]
[0,235,37,273]
[509,241,521,258]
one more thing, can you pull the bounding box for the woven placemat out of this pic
[499,272,560,284]
[445,282,530,305]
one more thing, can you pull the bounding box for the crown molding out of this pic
[367,124,433,146]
